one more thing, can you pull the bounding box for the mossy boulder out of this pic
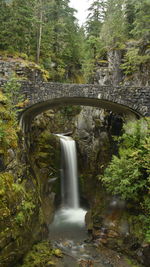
[19,241,57,267]
[18,241,63,267]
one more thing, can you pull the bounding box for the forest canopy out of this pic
[0,0,150,82]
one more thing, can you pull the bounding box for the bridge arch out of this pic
[20,96,140,133]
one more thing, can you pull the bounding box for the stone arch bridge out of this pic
[1,80,149,130]
[17,81,150,131]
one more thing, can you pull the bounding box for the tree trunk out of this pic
[36,0,43,64]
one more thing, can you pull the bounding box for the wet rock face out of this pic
[95,45,150,87]
[94,49,123,86]
[108,49,123,86]
[75,107,123,177]
[94,67,112,86]
[28,128,61,222]
[75,107,111,167]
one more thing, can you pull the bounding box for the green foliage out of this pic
[0,94,18,150]
[61,105,81,117]
[100,0,128,48]
[3,75,23,107]
[0,171,40,267]
[121,47,150,75]
[20,241,62,267]
[126,257,141,267]
[83,1,107,82]
[0,92,44,264]
[100,119,150,199]
[0,172,36,226]
[41,0,83,82]
[99,118,150,241]
[86,0,106,37]
[15,197,36,226]
[131,0,150,41]
[82,34,107,83]
[124,0,136,37]
[0,78,23,149]
[100,0,150,48]
[100,152,142,200]
[0,0,37,53]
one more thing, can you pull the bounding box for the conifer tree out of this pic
[40,0,82,81]
[131,0,150,41]
[101,0,127,48]
[0,0,11,50]
[124,0,135,37]
[86,0,106,37]
[83,0,107,82]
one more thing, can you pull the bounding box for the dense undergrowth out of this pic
[100,118,150,242]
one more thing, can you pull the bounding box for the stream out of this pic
[49,207,135,267]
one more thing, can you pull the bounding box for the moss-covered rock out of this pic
[0,93,47,267]
[19,240,64,266]
[0,54,49,81]
[19,241,57,267]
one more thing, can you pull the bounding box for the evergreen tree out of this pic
[86,0,106,37]
[124,0,135,37]
[0,0,13,50]
[0,0,38,54]
[40,0,82,82]
[131,0,150,41]
[83,0,107,82]
[101,0,128,48]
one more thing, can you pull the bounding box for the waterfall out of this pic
[49,135,86,230]
[60,136,79,209]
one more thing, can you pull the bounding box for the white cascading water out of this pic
[50,135,86,229]
[60,136,79,208]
